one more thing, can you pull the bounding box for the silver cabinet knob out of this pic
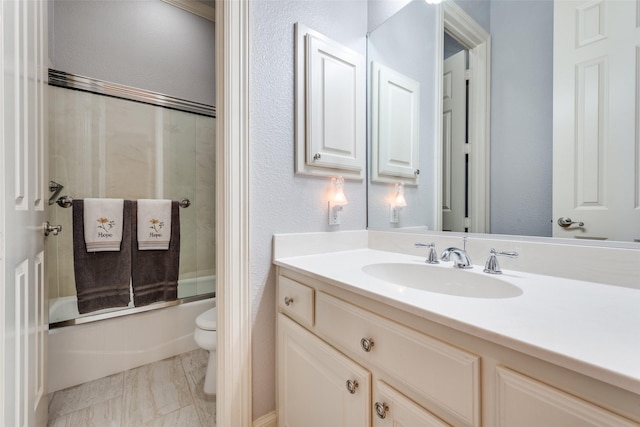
[346,379,358,394]
[360,337,374,352]
[284,296,294,306]
[313,153,321,161]
[43,221,62,237]
[374,402,389,419]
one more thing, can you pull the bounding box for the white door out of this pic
[442,50,467,232]
[1,0,49,425]
[553,0,640,241]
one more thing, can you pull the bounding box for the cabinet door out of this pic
[496,367,639,427]
[294,23,365,179]
[373,380,451,427]
[371,61,420,184]
[278,314,371,427]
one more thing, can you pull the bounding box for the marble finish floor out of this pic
[48,349,215,426]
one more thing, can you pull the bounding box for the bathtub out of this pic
[48,296,215,393]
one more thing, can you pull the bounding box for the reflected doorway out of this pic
[439,1,491,234]
[442,36,469,232]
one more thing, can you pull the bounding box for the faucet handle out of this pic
[415,242,440,264]
[484,248,519,274]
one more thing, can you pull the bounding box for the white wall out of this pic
[490,0,553,236]
[249,0,368,418]
[49,0,215,106]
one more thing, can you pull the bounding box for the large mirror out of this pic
[367,0,640,244]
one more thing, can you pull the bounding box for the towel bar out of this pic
[55,196,191,208]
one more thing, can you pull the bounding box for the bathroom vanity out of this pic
[274,235,640,427]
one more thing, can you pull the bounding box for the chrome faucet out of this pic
[483,248,518,274]
[440,247,473,269]
[415,242,439,264]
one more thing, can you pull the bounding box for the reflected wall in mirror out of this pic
[368,1,440,230]
[367,0,640,243]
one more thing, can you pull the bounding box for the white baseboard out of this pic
[253,411,277,427]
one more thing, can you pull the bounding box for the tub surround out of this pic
[274,231,640,426]
[273,230,640,394]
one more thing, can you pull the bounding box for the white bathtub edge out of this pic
[48,298,215,393]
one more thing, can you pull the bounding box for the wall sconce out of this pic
[389,182,407,224]
[329,176,348,225]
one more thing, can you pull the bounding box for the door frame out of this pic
[216,0,253,426]
[437,1,491,233]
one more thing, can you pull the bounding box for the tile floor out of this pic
[47,349,215,426]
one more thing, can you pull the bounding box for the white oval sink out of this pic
[361,263,523,298]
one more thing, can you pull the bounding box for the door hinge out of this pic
[465,69,472,81]
[464,144,471,155]
[464,217,471,228]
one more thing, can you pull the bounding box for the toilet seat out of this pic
[196,307,217,331]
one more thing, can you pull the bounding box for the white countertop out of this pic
[274,248,640,394]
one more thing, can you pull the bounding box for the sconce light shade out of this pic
[332,176,348,206]
[329,176,348,225]
[393,182,407,208]
[390,182,407,224]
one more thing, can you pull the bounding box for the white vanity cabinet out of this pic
[278,315,371,427]
[277,270,472,427]
[314,291,479,426]
[276,267,640,427]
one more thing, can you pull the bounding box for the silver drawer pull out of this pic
[284,296,294,306]
[346,379,359,394]
[360,337,374,352]
[374,402,389,419]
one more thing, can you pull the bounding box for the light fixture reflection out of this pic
[390,182,407,224]
[393,182,407,207]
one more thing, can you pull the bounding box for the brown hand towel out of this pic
[72,200,132,314]
[131,201,180,306]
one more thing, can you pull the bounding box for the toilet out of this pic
[194,305,217,395]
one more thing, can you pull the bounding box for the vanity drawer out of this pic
[278,275,314,328]
[316,291,480,427]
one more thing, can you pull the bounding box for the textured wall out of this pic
[490,0,553,237]
[49,0,215,106]
[249,0,368,418]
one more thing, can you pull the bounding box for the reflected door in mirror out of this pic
[553,0,640,242]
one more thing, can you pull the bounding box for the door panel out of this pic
[553,0,640,241]
[1,0,48,425]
